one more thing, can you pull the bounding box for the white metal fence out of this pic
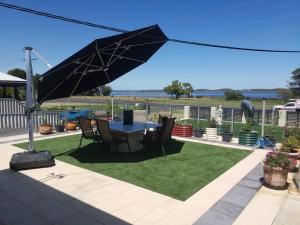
[0,111,61,129]
[0,98,25,114]
[0,98,61,129]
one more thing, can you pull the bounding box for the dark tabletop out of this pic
[109,121,161,134]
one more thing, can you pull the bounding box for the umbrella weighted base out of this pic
[10,151,55,170]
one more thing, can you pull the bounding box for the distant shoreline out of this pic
[112,88,283,92]
[111,89,281,99]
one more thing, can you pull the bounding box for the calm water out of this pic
[111,90,280,99]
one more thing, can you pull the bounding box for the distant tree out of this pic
[224,89,244,100]
[163,80,184,99]
[98,85,112,96]
[7,68,26,79]
[289,68,300,96]
[182,82,193,98]
[4,68,27,99]
[78,88,100,96]
[277,88,293,101]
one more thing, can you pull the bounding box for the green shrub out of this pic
[224,89,244,100]
[222,123,232,133]
[265,125,280,137]
[264,152,290,170]
[240,123,253,133]
[208,118,218,128]
[281,135,300,152]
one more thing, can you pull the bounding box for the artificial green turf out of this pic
[15,135,251,200]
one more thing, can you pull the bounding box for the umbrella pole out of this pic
[25,47,35,152]
[9,47,55,170]
[111,95,114,121]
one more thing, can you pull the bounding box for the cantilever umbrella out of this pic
[37,25,168,103]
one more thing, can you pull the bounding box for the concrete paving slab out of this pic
[213,200,244,218]
[13,215,53,225]
[194,210,235,225]
[272,193,300,225]
[222,185,258,207]
[233,187,287,225]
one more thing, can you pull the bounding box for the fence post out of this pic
[184,106,190,119]
[197,107,200,122]
[271,109,275,126]
[147,104,150,121]
[278,110,287,127]
[169,105,173,117]
[211,107,217,120]
[231,108,234,133]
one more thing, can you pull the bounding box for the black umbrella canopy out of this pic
[37,25,168,103]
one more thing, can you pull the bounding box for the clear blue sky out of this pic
[0,0,299,90]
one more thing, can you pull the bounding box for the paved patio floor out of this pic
[0,133,268,225]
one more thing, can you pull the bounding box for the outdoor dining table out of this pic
[109,121,162,152]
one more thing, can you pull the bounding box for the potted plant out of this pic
[264,125,278,146]
[39,118,53,135]
[55,119,65,133]
[238,122,258,146]
[171,120,193,137]
[192,121,204,138]
[206,118,218,140]
[280,135,300,158]
[222,124,233,142]
[263,152,290,188]
[65,121,77,131]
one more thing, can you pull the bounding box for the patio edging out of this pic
[193,163,263,225]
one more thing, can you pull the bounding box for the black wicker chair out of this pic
[78,117,102,149]
[96,119,131,152]
[144,117,175,157]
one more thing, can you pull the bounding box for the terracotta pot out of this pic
[91,119,97,127]
[263,165,288,188]
[287,150,300,159]
[172,125,193,137]
[65,121,77,131]
[39,124,53,135]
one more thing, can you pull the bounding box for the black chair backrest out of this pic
[96,119,113,142]
[161,117,175,142]
[78,117,95,139]
[158,111,172,124]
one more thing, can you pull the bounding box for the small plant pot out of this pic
[193,129,204,138]
[239,131,258,146]
[287,150,299,159]
[39,124,53,135]
[65,121,77,131]
[263,165,288,188]
[172,125,193,137]
[206,128,218,140]
[222,132,233,142]
[91,119,97,127]
[55,125,65,133]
